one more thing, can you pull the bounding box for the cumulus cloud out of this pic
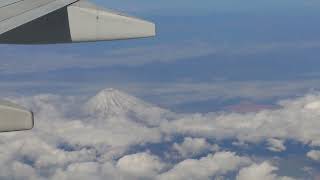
[236,162,294,180]
[117,152,166,178]
[0,161,38,180]
[267,139,286,152]
[52,162,103,180]
[0,88,314,179]
[172,137,219,158]
[307,150,320,162]
[158,152,251,180]
[161,93,320,147]
[0,90,167,179]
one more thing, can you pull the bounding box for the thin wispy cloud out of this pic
[2,40,320,74]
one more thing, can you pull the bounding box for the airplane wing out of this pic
[0,0,78,35]
[0,0,156,44]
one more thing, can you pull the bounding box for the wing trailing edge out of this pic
[0,0,156,44]
[68,1,156,42]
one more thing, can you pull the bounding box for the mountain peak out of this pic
[84,88,171,125]
[85,88,151,116]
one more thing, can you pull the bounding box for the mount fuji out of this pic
[84,88,174,126]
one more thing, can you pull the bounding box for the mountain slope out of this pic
[84,88,172,126]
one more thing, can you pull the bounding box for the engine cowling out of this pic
[0,100,34,132]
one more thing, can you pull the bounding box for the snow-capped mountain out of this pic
[84,88,172,126]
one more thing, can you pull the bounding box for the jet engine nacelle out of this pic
[0,100,34,132]
[0,1,156,44]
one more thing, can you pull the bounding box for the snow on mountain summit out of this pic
[84,88,171,125]
[85,88,151,115]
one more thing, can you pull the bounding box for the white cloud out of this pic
[0,43,216,74]
[161,93,320,147]
[307,150,320,162]
[267,139,286,152]
[0,90,166,179]
[117,152,166,178]
[123,80,320,107]
[0,88,314,179]
[2,40,320,74]
[52,162,103,180]
[158,152,251,180]
[172,137,219,158]
[236,162,295,180]
[0,161,38,180]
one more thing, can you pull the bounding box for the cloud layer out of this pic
[1,88,320,179]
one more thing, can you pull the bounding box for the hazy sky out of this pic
[2,0,320,107]
[96,0,320,14]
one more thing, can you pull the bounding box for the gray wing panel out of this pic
[0,0,78,34]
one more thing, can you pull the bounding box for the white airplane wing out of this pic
[0,0,156,43]
[0,0,156,132]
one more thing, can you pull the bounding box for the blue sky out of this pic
[0,0,320,179]
[95,0,320,15]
